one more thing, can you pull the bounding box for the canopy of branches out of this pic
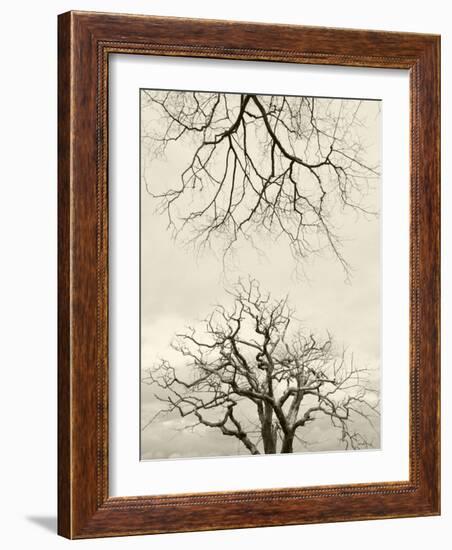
[143,279,379,455]
[142,91,379,277]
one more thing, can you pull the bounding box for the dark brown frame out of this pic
[58,10,440,539]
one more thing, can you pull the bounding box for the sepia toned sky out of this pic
[140,91,381,460]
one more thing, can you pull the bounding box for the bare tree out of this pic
[142,279,379,455]
[142,91,379,277]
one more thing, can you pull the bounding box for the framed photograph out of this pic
[58,11,440,538]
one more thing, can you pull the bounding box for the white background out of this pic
[110,56,409,496]
[0,1,449,549]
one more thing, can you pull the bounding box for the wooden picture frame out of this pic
[58,10,440,539]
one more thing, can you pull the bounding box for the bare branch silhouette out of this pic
[142,279,379,455]
[142,91,379,278]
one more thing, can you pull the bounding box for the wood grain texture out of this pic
[57,11,440,539]
[57,10,72,539]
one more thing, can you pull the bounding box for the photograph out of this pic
[0,0,444,546]
[140,89,382,459]
[0,1,441,544]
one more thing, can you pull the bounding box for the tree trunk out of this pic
[281,434,294,453]
[261,405,277,454]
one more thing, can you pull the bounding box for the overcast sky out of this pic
[140,91,381,460]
